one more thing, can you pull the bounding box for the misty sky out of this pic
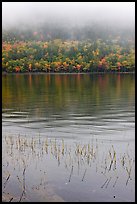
[2,2,135,28]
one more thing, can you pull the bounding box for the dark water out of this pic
[2,73,135,202]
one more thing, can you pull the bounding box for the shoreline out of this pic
[2,71,135,75]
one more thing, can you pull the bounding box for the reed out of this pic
[2,134,135,202]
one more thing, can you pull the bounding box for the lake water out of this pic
[2,73,135,202]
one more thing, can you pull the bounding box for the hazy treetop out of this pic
[2,2,135,29]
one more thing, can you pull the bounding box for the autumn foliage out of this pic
[2,39,135,73]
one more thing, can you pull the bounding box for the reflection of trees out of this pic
[2,74,135,116]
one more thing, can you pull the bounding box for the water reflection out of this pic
[2,73,135,201]
[2,135,135,202]
[2,73,135,112]
[2,74,135,137]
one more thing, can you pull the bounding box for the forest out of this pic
[2,22,135,73]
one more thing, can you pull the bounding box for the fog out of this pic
[2,2,135,42]
[2,2,135,28]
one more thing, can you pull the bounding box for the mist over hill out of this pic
[2,2,135,42]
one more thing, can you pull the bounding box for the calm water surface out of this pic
[2,73,135,202]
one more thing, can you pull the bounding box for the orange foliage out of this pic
[29,64,32,71]
[117,62,121,67]
[15,66,21,72]
[76,64,81,70]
